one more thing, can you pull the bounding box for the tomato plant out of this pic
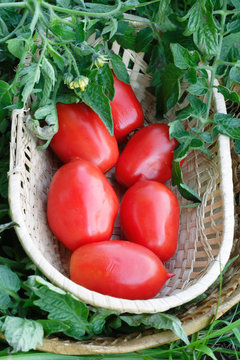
[47,159,119,251]
[110,74,144,142]
[115,123,180,187]
[70,240,173,300]
[120,180,179,262]
[50,102,119,173]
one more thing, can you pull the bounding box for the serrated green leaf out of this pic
[0,292,12,311]
[227,19,240,34]
[193,8,218,56]
[229,64,240,83]
[50,21,76,41]
[2,316,43,353]
[178,183,201,203]
[90,308,117,334]
[231,0,240,9]
[19,63,41,104]
[56,0,71,7]
[188,95,207,116]
[109,53,130,84]
[217,85,240,103]
[7,38,24,59]
[98,64,115,101]
[174,141,191,161]
[48,46,65,72]
[79,82,113,135]
[114,23,136,51]
[221,32,240,60]
[170,43,200,70]
[120,313,189,345]
[0,265,21,295]
[40,58,56,106]
[200,131,213,143]
[235,139,240,153]
[175,106,192,121]
[185,68,197,84]
[135,27,153,53]
[188,78,208,95]
[102,18,118,40]
[169,120,189,140]
[37,319,70,337]
[212,113,240,140]
[180,2,202,36]
[33,286,91,340]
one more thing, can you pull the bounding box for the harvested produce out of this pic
[47,159,119,251]
[70,240,174,300]
[50,102,119,173]
[120,180,179,262]
[110,74,144,142]
[115,123,179,187]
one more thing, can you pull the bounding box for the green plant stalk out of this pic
[204,0,228,122]
[0,1,25,8]
[63,45,81,78]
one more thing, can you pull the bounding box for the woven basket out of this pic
[8,34,234,319]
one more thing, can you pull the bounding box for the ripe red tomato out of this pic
[70,240,173,300]
[115,123,179,187]
[50,102,119,173]
[47,159,119,251]
[110,74,144,142]
[120,180,179,262]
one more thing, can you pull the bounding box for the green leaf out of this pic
[188,95,207,116]
[172,160,183,186]
[135,27,154,53]
[195,344,218,360]
[221,32,240,60]
[37,319,70,337]
[200,131,213,143]
[188,78,208,95]
[235,139,240,153]
[48,46,65,72]
[227,19,240,34]
[0,292,12,311]
[170,43,200,70]
[0,17,8,37]
[76,22,85,43]
[114,23,137,51]
[19,63,41,104]
[212,113,240,140]
[229,64,240,83]
[0,264,21,295]
[0,80,11,121]
[109,53,130,84]
[90,308,117,334]
[98,64,115,101]
[217,85,240,103]
[177,183,201,203]
[175,106,192,121]
[231,0,240,9]
[160,64,185,113]
[180,2,202,36]
[193,9,218,56]
[169,120,189,140]
[31,283,92,340]
[0,221,17,233]
[7,38,24,59]
[1,316,43,353]
[56,0,71,7]
[80,82,113,135]
[50,21,76,41]
[102,18,118,39]
[40,58,56,105]
[174,141,191,161]
[185,68,197,84]
[120,313,189,345]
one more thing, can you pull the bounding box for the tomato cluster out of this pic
[47,75,180,300]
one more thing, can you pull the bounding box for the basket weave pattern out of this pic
[8,40,234,315]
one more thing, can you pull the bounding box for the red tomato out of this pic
[110,74,144,142]
[120,180,179,262]
[50,102,119,173]
[47,159,119,251]
[115,123,179,187]
[70,240,173,300]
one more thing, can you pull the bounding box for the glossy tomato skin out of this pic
[110,74,144,142]
[47,159,119,251]
[115,123,179,187]
[70,240,172,300]
[120,180,179,262]
[50,102,119,173]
